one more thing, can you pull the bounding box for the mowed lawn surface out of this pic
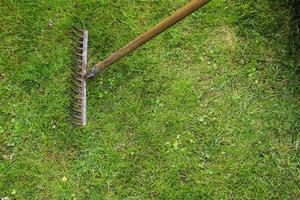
[0,0,299,199]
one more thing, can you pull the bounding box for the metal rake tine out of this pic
[72,74,84,82]
[72,29,84,37]
[70,76,82,83]
[70,93,81,101]
[71,86,82,93]
[71,107,82,113]
[71,114,82,120]
[70,120,85,126]
[72,44,83,51]
[71,66,84,73]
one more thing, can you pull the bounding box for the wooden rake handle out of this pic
[86,0,211,79]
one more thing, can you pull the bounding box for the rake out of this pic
[71,0,211,126]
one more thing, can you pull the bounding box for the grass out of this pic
[0,0,299,199]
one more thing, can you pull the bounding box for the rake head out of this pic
[70,28,88,126]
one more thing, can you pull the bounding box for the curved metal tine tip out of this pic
[71,71,82,79]
[71,35,83,42]
[71,72,84,78]
[74,70,83,76]
[70,120,84,126]
[71,74,84,82]
[71,114,82,120]
[70,93,81,101]
[72,46,83,53]
[74,52,83,57]
[71,107,82,113]
[72,28,82,34]
[69,116,81,123]
[70,90,79,97]
[71,67,81,71]
[74,58,84,63]
[71,43,83,51]
[73,45,83,51]
[71,86,82,94]
[71,35,84,42]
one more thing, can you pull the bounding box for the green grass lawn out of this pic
[0,0,299,199]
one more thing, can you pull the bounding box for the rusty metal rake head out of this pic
[70,28,88,126]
